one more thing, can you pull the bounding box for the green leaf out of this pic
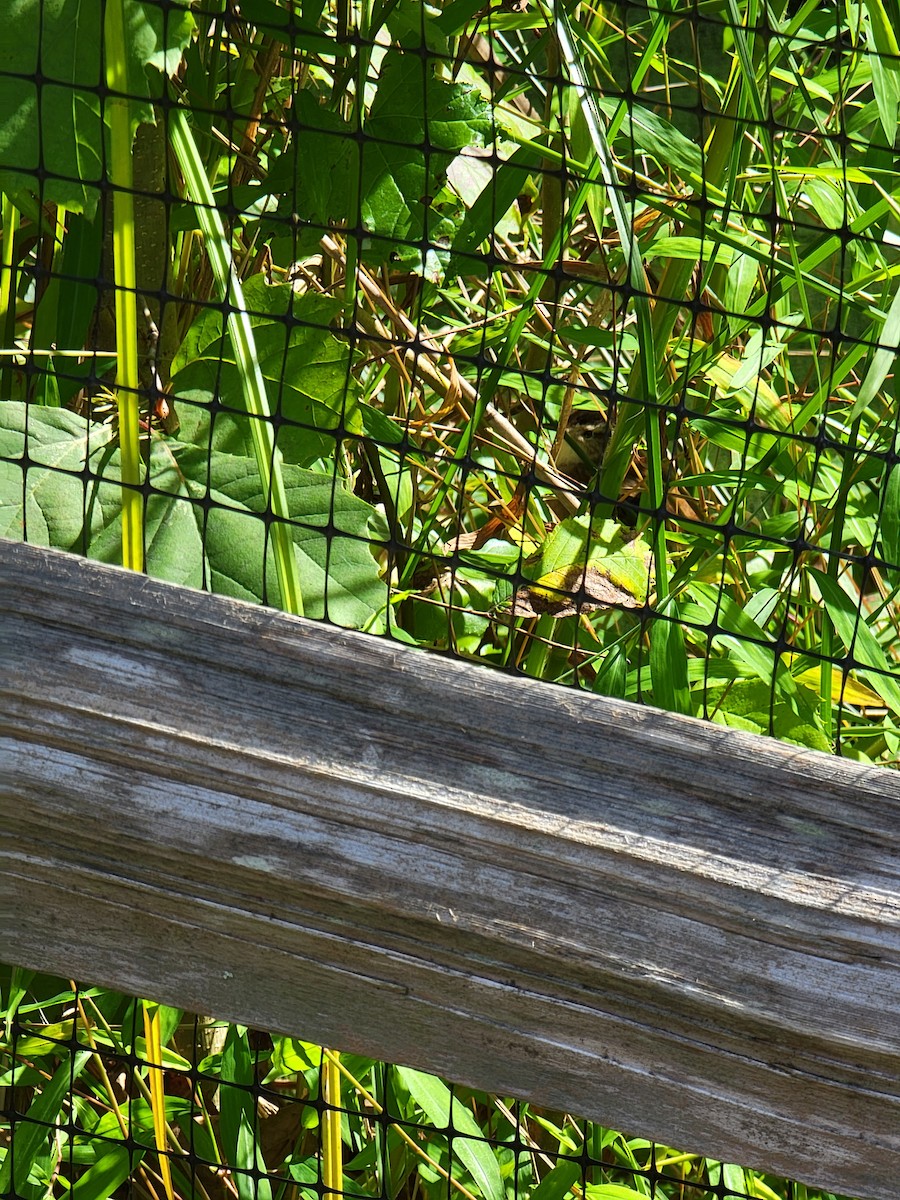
[881,462,900,568]
[0,1051,91,1195]
[707,1161,748,1197]
[228,0,346,55]
[0,403,387,629]
[705,678,831,752]
[263,52,491,270]
[0,405,116,549]
[450,146,536,265]
[219,1027,273,1200]
[650,613,692,715]
[263,89,357,229]
[434,0,484,36]
[1,967,35,1036]
[684,584,798,697]
[848,281,900,422]
[596,97,702,178]
[531,1161,581,1200]
[592,642,628,698]
[122,441,388,628]
[700,348,789,431]
[70,1147,138,1200]
[725,251,759,322]
[810,568,900,717]
[644,236,734,264]
[171,278,359,468]
[863,0,900,144]
[524,516,653,614]
[585,1186,658,1200]
[394,1067,504,1200]
[361,47,493,267]
[0,0,193,216]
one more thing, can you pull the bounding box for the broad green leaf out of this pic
[6,1018,189,1065]
[684,585,798,697]
[0,403,386,629]
[263,51,491,270]
[592,642,628,698]
[810,568,900,717]
[536,516,652,603]
[505,517,651,617]
[450,145,536,264]
[558,326,639,354]
[493,370,569,407]
[434,0,485,35]
[265,1037,322,1083]
[228,0,346,55]
[725,251,759,322]
[262,90,356,231]
[706,1162,748,1197]
[701,349,789,430]
[0,404,116,548]
[730,325,792,394]
[107,441,388,629]
[0,0,193,216]
[386,0,457,50]
[91,1097,195,1151]
[798,175,847,230]
[793,666,884,708]
[2,1019,79,1057]
[362,50,491,266]
[768,163,874,184]
[395,1067,505,1200]
[644,237,735,265]
[171,279,359,468]
[705,678,830,751]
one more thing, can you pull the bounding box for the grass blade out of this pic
[395,1065,505,1200]
[0,1050,91,1195]
[810,567,900,718]
[169,106,305,617]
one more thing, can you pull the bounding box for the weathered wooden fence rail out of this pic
[2,537,899,1200]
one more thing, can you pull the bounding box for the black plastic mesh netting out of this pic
[1,0,898,761]
[1,972,839,1200]
[0,2,897,1197]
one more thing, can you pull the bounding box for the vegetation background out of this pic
[2,0,898,1196]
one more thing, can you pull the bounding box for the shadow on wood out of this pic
[2,538,899,1200]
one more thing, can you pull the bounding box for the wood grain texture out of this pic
[2,537,899,1200]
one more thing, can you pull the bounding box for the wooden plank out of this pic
[2,536,899,1200]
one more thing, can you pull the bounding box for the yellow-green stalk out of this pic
[322,1053,343,1200]
[1,194,20,398]
[104,0,144,573]
[143,1002,175,1200]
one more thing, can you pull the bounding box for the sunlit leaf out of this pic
[0,0,193,216]
[810,569,900,717]
[395,1067,505,1200]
